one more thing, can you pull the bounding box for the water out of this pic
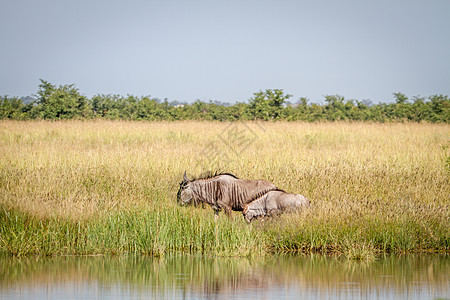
[0,254,448,300]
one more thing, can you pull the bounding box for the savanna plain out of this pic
[0,120,448,259]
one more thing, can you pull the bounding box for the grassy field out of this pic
[0,120,448,258]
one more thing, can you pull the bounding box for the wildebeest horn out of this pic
[183,171,188,181]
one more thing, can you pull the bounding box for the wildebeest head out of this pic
[177,171,194,206]
[242,205,251,223]
[242,205,253,223]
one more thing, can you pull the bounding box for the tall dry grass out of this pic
[0,120,448,256]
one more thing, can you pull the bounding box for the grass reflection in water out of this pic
[1,254,448,299]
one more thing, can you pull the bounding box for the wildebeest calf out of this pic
[242,190,310,223]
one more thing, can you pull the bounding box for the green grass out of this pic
[0,208,263,257]
[0,120,448,258]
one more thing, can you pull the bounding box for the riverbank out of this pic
[1,120,448,257]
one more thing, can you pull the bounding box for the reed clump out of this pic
[0,120,448,257]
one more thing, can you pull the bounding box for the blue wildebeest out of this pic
[177,171,277,217]
[242,189,310,223]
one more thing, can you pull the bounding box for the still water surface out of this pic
[0,254,448,299]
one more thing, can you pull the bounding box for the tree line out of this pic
[1,80,448,122]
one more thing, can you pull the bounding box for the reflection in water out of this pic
[0,254,448,299]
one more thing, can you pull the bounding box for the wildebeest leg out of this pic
[214,200,233,219]
[223,206,232,219]
[212,204,221,220]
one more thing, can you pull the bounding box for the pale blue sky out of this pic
[1,0,449,103]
